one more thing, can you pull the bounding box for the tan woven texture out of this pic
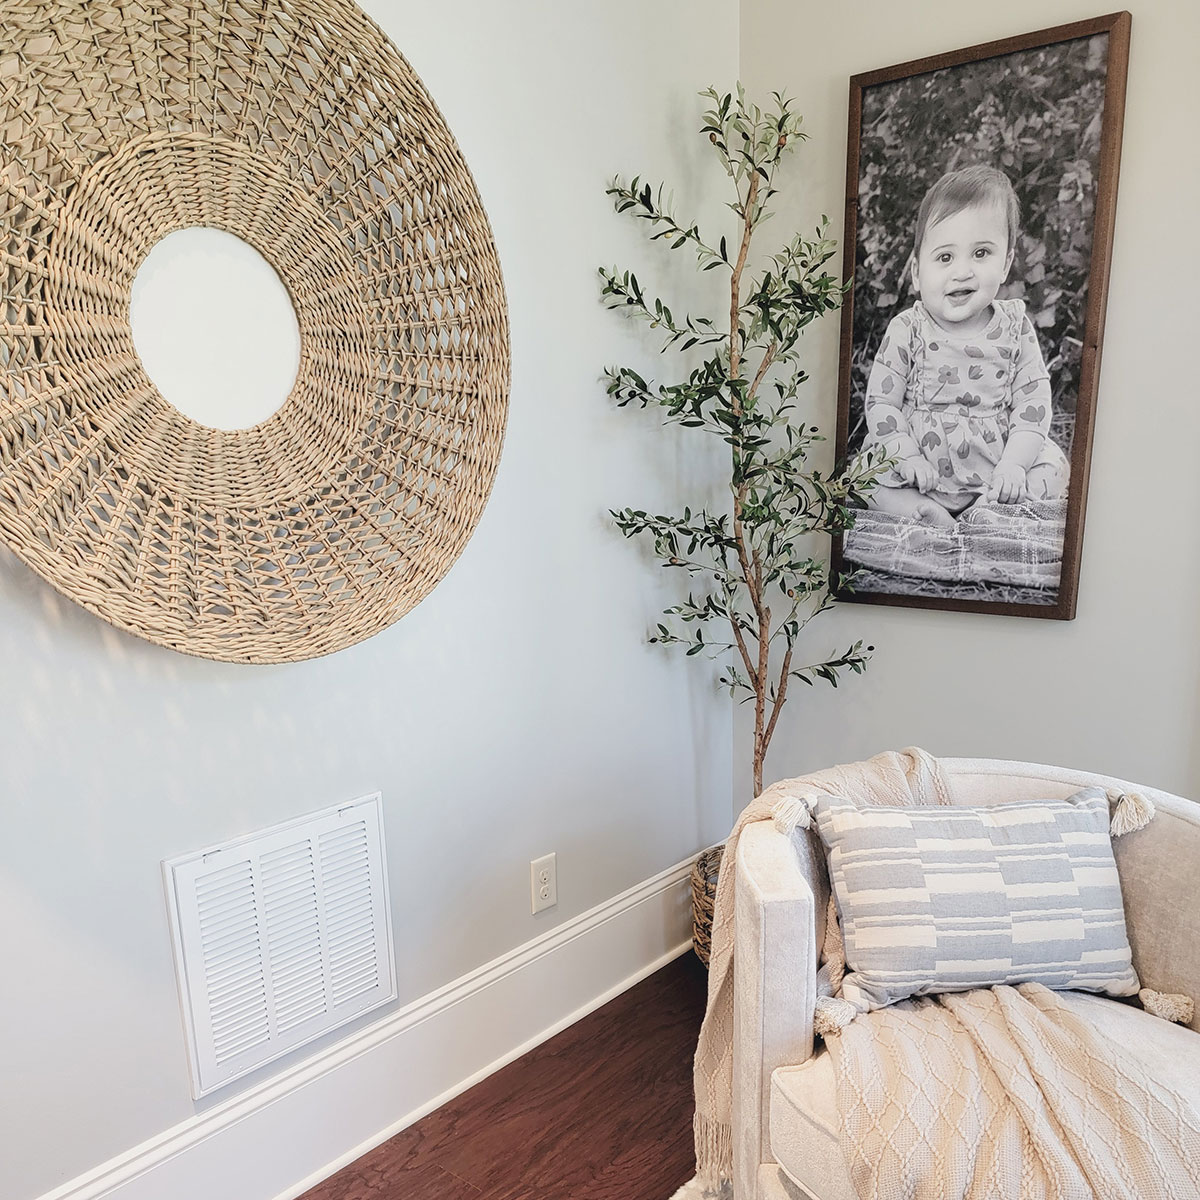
[690,845,722,968]
[0,0,509,662]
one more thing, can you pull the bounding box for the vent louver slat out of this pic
[165,794,395,1098]
[195,862,272,1065]
[211,993,269,1030]
[327,905,372,931]
[320,822,379,1007]
[261,837,327,1038]
[265,886,317,913]
[205,953,265,990]
[197,872,256,898]
[202,928,261,958]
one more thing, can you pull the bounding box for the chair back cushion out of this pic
[812,786,1140,1013]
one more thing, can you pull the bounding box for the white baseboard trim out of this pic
[37,853,702,1200]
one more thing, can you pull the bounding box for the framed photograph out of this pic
[832,13,1131,619]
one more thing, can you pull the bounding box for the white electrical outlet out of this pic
[530,852,557,914]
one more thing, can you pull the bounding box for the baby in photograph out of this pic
[862,164,1069,527]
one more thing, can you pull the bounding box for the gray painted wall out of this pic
[0,5,738,1196]
[739,0,1200,802]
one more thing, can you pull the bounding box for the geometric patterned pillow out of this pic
[810,786,1140,1014]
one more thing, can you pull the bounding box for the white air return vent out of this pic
[164,793,395,1098]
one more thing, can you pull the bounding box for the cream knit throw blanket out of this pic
[693,747,953,1182]
[692,748,1200,1198]
[832,982,1200,1199]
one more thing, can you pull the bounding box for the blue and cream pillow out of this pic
[811,786,1140,1013]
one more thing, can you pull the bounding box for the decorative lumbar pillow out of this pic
[809,786,1140,1015]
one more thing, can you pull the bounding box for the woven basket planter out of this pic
[690,845,725,968]
[0,0,509,662]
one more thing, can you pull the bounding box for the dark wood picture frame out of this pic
[832,12,1131,619]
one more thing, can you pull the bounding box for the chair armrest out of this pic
[1114,791,1200,1031]
[731,820,828,1199]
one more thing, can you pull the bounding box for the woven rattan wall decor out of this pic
[0,0,509,663]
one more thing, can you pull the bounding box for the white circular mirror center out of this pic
[130,227,301,431]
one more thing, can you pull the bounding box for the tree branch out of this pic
[728,172,760,384]
[746,340,779,407]
[762,642,794,754]
[601,85,879,800]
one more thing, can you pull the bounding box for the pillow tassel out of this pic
[772,793,814,834]
[1139,987,1195,1025]
[1108,789,1155,837]
[813,995,857,1038]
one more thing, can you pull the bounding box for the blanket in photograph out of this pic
[843,499,1066,589]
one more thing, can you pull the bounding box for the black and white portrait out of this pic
[833,15,1130,619]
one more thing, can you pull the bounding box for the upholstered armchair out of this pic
[731,758,1200,1200]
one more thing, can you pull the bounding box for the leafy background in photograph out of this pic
[847,32,1109,459]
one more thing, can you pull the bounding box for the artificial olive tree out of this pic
[601,86,886,795]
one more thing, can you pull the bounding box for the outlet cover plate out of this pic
[530,852,557,914]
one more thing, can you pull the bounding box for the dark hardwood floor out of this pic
[300,951,709,1200]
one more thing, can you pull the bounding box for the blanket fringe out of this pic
[693,1111,732,1186]
[1140,987,1195,1025]
[814,995,858,1037]
[1108,788,1155,836]
[772,793,814,834]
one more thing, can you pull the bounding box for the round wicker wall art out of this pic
[0,0,509,663]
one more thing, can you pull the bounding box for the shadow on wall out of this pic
[0,541,291,952]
